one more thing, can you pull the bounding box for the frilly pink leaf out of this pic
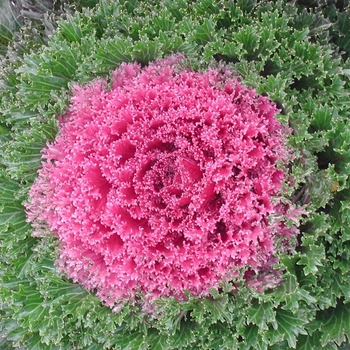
[26,57,299,305]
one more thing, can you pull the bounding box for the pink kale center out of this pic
[26,57,295,304]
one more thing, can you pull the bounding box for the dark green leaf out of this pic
[297,244,325,276]
[320,304,350,346]
[246,302,276,331]
[268,309,308,348]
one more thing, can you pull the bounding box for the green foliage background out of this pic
[0,0,350,349]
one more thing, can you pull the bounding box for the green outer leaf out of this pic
[0,201,28,236]
[297,244,325,276]
[267,309,308,348]
[110,330,146,350]
[246,302,276,331]
[320,304,350,346]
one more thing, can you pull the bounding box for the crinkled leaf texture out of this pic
[26,56,298,306]
[1,0,350,349]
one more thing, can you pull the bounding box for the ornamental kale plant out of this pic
[26,56,298,304]
[1,0,350,349]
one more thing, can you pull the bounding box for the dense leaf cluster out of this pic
[0,0,350,349]
[292,0,350,59]
[0,0,100,57]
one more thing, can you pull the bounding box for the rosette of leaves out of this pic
[1,0,350,349]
